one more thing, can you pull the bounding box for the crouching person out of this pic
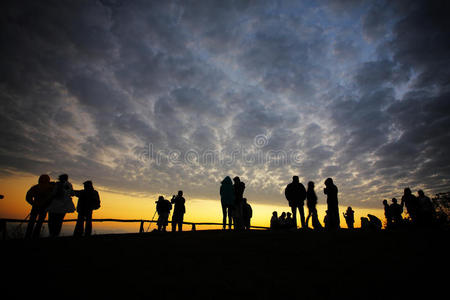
[73,181,100,237]
[156,196,172,232]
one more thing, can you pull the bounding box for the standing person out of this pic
[401,188,418,224]
[156,196,171,232]
[73,181,100,237]
[305,181,321,229]
[284,176,307,228]
[324,178,340,230]
[343,206,355,229]
[171,191,186,232]
[390,198,403,226]
[233,176,245,231]
[220,176,235,230]
[242,198,252,230]
[47,174,75,237]
[25,175,55,239]
[383,200,392,228]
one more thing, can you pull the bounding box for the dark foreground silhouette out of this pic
[1,229,448,300]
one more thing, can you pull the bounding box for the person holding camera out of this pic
[171,190,186,232]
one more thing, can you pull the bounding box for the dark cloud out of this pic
[0,0,449,210]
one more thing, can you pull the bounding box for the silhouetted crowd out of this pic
[220,176,253,231]
[24,174,100,239]
[155,190,186,232]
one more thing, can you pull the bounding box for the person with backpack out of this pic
[25,174,55,239]
[171,190,186,232]
[47,174,75,237]
[284,176,307,228]
[73,181,100,237]
[156,196,172,232]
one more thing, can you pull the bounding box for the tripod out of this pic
[146,210,158,232]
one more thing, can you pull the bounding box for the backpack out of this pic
[91,191,101,210]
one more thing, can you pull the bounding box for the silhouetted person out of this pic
[343,206,355,229]
[47,174,75,237]
[171,191,186,232]
[368,214,382,230]
[323,210,329,228]
[73,181,100,237]
[284,176,307,228]
[25,174,54,239]
[279,212,287,229]
[401,188,418,224]
[233,176,245,230]
[324,178,340,230]
[383,200,392,228]
[285,212,295,229]
[156,196,172,232]
[220,176,235,230]
[242,198,252,230]
[416,190,434,227]
[360,217,370,230]
[270,211,279,230]
[305,181,322,230]
[390,198,403,226]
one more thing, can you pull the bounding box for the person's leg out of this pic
[74,213,85,237]
[291,206,297,228]
[305,208,312,228]
[54,213,66,236]
[299,206,306,228]
[228,206,233,230]
[172,217,177,232]
[85,211,92,236]
[25,209,38,239]
[48,213,56,237]
[32,210,47,239]
[222,204,227,229]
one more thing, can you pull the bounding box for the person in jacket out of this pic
[343,206,355,229]
[401,188,418,224]
[25,174,55,239]
[73,181,100,237]
[220,176,235,230]
[324,178,340,230]
[171,190,186,232]
[390,198,403,227]
[156,196,172,232]
[47,174,75,237]
[270,211,279,230]
[284,176,307,228]
[383,200,392,228]
[416,190,434,227]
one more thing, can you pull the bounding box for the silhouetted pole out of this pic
[139,220,144,233]
[192,223,196,231]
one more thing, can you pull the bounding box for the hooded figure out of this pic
[220,176,235,230]
[324,178,340,230]
[25,174,55,239]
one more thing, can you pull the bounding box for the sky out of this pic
[1,0,450,229]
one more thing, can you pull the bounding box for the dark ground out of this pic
[1,229,449,300]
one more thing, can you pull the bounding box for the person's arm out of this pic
[25,187,34,206]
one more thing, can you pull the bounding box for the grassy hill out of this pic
[1,229,448,299]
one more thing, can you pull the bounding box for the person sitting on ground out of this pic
[279,212,287,229]
[270,211,280,230]
[285,212,295,229]
[343,206,355,229]
[156,196,172,232]
[242,198,252,230]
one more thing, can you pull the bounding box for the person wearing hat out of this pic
[73,180,100,237]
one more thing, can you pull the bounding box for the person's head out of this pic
[308,181,315,189]
[178,190,183,196]
[38,174,51,185]
[392,197,398,204]
[287,212,292,218]
[83,180,93,190]
[222,176,232,185]
[404,187,411,195]
[347,206,353,212]
[280,212,286,218]
[58,174,68,182]
[292,176,299,183]
[272,211,278,217]
[324,178,333,187]
[418,190,424,197]
[233,176,240,183]
[383,199,388,205]
[158,196,164,202]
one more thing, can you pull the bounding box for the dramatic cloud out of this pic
[1,0,449,208]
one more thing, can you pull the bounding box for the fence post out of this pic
[139,220,144,233]
[191,223,196,231]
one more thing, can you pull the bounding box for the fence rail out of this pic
[0,217,269,239]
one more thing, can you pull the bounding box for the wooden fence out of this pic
[0,218,269,239]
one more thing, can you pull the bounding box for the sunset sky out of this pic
[1,0,449,231]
